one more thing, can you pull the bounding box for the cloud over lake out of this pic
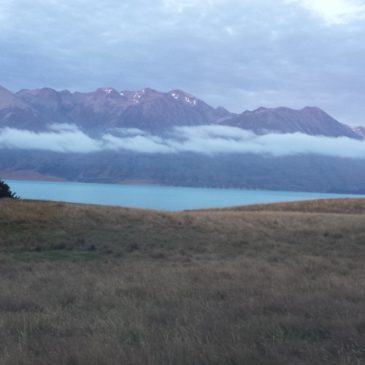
[1,124,365,158]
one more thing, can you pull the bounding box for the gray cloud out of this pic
[0,0,365,124]
[1,124,365,158]
[0,1,364,125]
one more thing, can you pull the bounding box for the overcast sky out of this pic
[0,0,364,125]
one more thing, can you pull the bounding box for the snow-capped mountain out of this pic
[1,84,365,193]
[0,84,363,139]
[9,86,231,133]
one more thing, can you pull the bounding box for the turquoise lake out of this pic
[5,179,364,211]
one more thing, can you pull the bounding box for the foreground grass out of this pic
[0,198,364,364]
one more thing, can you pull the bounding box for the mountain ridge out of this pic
[0,84,362,139]
[222,105,361,139]
[1,85,365,194]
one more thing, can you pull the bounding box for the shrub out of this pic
[0,180,18,199]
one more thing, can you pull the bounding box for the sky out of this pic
[0,0,364,125]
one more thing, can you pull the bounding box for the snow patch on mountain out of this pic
[169,91,197,106]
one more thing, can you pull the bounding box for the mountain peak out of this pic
[17,87,60,98]
[300,106,328,115]
[94,87,121,97]
[224,105,361,139]
[352,126,365,139]
[253,106,268,113]
[0,85,28,109]
[0,85,13,94]
[168,89,198,106]
[120,88,161,104]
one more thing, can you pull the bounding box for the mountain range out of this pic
[0,85,363,139]
[1,85,365,194]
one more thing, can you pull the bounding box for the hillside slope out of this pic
[2,151,365,194]
[0,198,364,365]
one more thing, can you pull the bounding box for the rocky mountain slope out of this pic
[7,86,231,133]
[0,85,363,139]
[222,106,361,139]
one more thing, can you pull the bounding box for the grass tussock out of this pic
[0,198,364,364]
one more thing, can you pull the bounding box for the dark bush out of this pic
[0,180,18,199]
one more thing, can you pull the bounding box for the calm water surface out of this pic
[5,180,364,211]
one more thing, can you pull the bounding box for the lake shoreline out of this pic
[3,175,365,195]
[5,179,365,211]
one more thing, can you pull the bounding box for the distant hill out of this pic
[2,150,365,194]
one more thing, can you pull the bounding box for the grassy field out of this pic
[0,198,364,365]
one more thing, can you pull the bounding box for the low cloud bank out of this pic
[1,124,365,159]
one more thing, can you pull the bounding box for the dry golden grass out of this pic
[0,198,364,364]
[226,198,365,214]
